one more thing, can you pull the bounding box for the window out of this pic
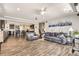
[0,20,5,30]
[10,24,14,29]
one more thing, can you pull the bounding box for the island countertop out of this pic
[0,31,4,42]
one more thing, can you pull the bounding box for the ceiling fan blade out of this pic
[70,3,78,12]
[41,7,47,11]
[43,7,47,11]
[34,9,41,15]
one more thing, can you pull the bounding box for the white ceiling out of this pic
[0,3,74,24]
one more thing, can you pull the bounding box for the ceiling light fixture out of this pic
[40,11,45,15]
[17,8,20,11]
[40,7,47,15]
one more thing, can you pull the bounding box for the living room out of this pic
[0,3,79,56]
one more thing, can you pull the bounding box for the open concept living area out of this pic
[0,3,79,56]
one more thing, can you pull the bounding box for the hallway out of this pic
[0,36,79,56]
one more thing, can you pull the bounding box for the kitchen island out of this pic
[0,31,4,43]
[0,30,9,53]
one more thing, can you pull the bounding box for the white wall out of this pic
[44,15,79,33]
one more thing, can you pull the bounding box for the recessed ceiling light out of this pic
[17,8,20,11]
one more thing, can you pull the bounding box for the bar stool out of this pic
[72,37,79,53]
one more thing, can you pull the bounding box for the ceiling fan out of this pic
[70,3,79,16]
[34,7,47,15]
[73,3,79,16]
[34,7,47,20]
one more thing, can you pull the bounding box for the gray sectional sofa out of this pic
[44,32,72,44]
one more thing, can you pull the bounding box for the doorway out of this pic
[39,22,45,38]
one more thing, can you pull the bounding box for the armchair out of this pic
[26,31,39,41]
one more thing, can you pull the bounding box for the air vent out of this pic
[77,13,79,16]
[74,3,78,6]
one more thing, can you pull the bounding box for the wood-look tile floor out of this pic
[0,36,79,56]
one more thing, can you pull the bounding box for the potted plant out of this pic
[73,31,79,37]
